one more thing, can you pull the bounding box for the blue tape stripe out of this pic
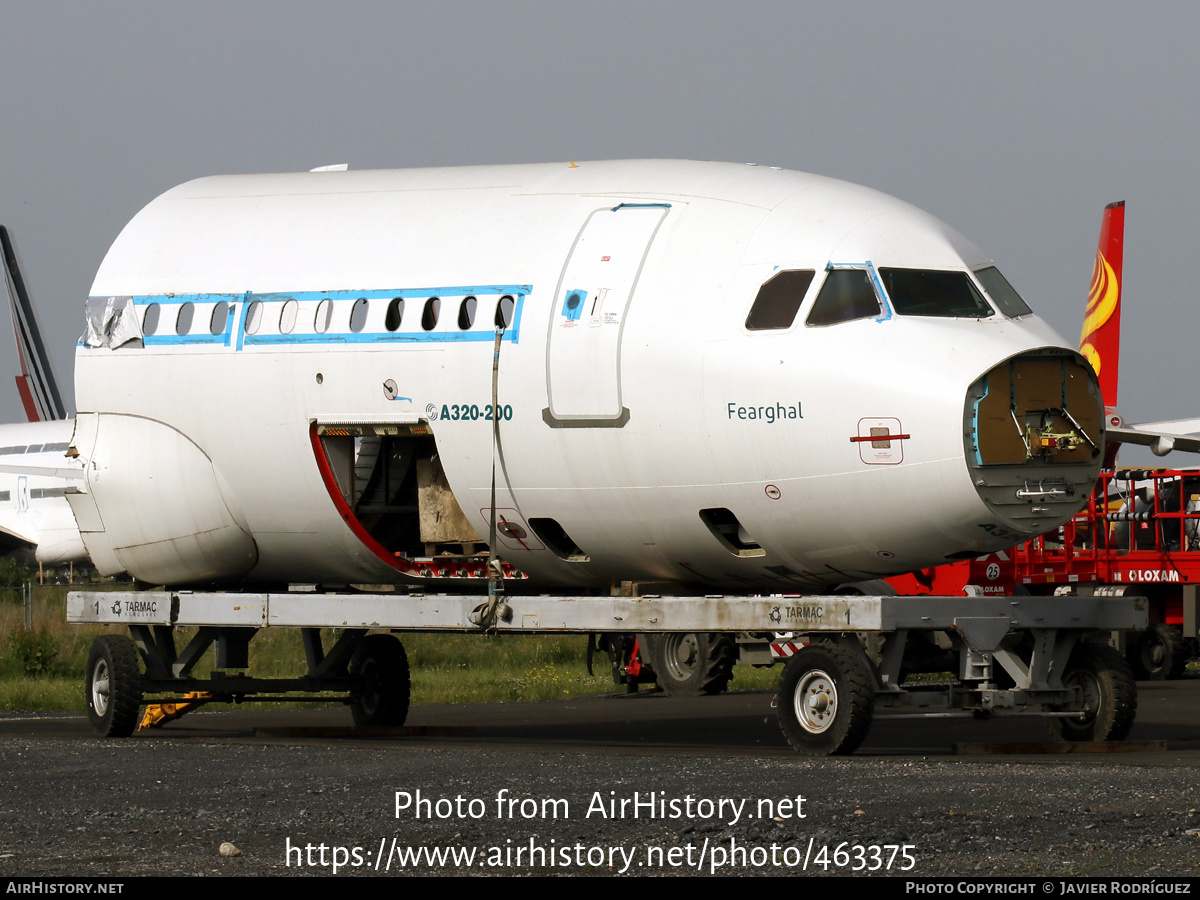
[825,261,893,322]
[127,285,532,305]
[971,379,990,466]
[143,335,228,346]
[509,294,525,344]
[144,326,522,347]
[235,292,249,351]
[240,330,514,346]
[863,262,894,321]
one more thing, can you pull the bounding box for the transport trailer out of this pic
[68,589,1146,756]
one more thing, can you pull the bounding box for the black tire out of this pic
[1128,624,1189,681]
[643,632,735,697]
[1047,644,1137,742]
[776,644,874,756]
[85,635,143,738]
[349,634,411,727]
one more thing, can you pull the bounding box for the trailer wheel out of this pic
[777,644,874,756]
[85,635,143,738]
[1047,644,1136,742]
[1129,624,1188,681]
[643,632,735,697]
[349,634,411,727]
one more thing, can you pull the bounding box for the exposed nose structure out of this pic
[966,348,1104,536]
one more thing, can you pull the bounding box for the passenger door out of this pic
[544,203,668,426]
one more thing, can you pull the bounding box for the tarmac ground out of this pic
[2,676,1200,877]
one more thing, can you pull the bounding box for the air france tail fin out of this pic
[0,226,66,422]
[1078,200,1124,412]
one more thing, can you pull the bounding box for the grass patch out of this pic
[0,584,123,713]
[0,585,788,713]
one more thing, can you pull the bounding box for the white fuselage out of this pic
[71,160,1103,589]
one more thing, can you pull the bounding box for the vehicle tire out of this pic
[643,632,735,697]
[349,634,411,727]
[85,635,143,738]
[1128,624,1188,681]
[776,644,874,756]
[1047,644,1137,742]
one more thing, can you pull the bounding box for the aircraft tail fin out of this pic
[1078,200,1124,411]
[0,226,66,422]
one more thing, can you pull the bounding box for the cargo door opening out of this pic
[312,423,522,582]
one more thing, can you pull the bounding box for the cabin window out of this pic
[974,266,1033,317]
[699,507,766,557]
[315,299,333,333]
[495,295,515,328]
[385,298,405,332]
[142,303,160,336]
[806,270,881,326]
[349,298,369,333]
[422,297,441,331]
[209,302,230,335]
[458,296,477,330]
[279,299,298,334]
[879,268,993,318]
[244,300,263,335]
[745,270,815,330]
[175,302,195,335]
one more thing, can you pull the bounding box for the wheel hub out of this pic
[91,659,111,717]
[663,634,700,680]
[794,669,838,734]
[1068,670,1100,723]
[1145,641,1165,667]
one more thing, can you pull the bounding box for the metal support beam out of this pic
[172,628,218,678]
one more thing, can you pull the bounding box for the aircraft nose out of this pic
[964,348,1104,537]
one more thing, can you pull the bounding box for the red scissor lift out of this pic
[888,468,1200,679]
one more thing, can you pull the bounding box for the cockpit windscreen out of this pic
[973,266,1033,317]
[879,268,994,318]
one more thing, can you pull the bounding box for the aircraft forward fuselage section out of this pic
[72,160,1103,589]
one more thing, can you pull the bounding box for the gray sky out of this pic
[1,1,1197,462]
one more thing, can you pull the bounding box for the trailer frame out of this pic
[68,588,1147,755]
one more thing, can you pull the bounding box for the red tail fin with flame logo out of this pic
[1078,201,1124,412]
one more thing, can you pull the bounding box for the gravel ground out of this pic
[2,735,1199,877]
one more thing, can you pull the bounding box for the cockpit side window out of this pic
[879,268,994,318]
[974,266,1033,317]
[805,269,881,326]
[745,270,815,330]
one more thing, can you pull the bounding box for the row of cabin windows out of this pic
[0,488,67,503]
[745,266,1033,331]
[30,487,69,499]
[142,295,517,338]
[0,442,69,456]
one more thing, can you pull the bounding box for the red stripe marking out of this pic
[849,433,910,443]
